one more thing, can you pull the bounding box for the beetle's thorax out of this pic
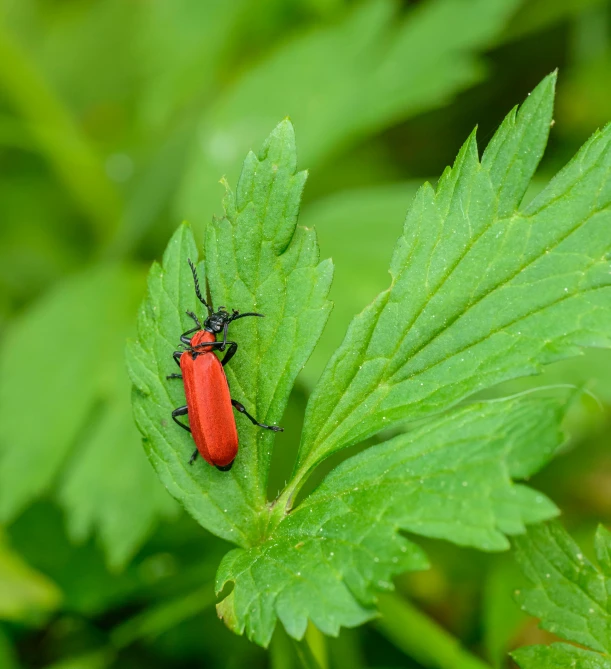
[190,329,216,348]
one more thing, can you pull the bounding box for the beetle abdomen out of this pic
[180,351,238,468]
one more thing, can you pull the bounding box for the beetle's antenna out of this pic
[230,312,265,322]
[187,258,212,315]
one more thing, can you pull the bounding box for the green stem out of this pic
[291,636,324,669]
[270,628,298,669]
[304,624,328,669]
[0,21,121,244]
[376,593,492,669]
[268,455,317,533]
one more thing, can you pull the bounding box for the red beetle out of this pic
[167,259,282,471]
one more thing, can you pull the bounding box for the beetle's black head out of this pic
[204,308,232,334]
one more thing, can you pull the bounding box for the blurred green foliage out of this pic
[1,0,611,667]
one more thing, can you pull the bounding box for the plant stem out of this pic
[268,457,317,533]
[291,635,324,669]
[270,628,298,669]
[376,593,492,669]
[305,624,328,669]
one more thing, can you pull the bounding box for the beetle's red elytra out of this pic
[167,259,283,471]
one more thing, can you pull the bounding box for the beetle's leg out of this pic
[231,400,283,432]
[180,326,200,346]
[219,321,230,351]
[172,351,183,367]
[190,340,238,366]
[192,340,224,350]
[166,373,182,379]
[221,342,237,366]
[171,407,199,464]
[171,406,190,432]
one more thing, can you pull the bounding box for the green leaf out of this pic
[206,120,333,499]
[57,372,177,570]
[132,74,609,648]
[0,19,121,242]
[0,530,61,623]
[294,71,611,489]
[179,0,521,227]
[216,395,563,647]
[127,119,332,544]
[504,0,607,42]
[513,644,611,669]
[137,0,247,129]
[0,264,173,567]
[511,522,611,668]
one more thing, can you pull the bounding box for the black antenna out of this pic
[187,258,212,314]
[230,311,264,322]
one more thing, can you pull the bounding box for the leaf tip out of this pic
[524,71,557,113]
[259,118,297,169]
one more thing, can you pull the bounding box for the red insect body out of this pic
[179,330,238,468]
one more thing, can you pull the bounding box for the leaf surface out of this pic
[512,522,611,668]
[217,395,563,647]
[297,71,611,482]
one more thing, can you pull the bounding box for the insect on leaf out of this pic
[127,120,332,544]
[131,73,611,647]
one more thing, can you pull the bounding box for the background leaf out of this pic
[299,182,421,386]
[0,264,174,567]
[57,377,177,570]
[0,530,61,623]
[511,522,611,668]
[178,0,522,228]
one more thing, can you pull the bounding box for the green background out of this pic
[1,0,610,667]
